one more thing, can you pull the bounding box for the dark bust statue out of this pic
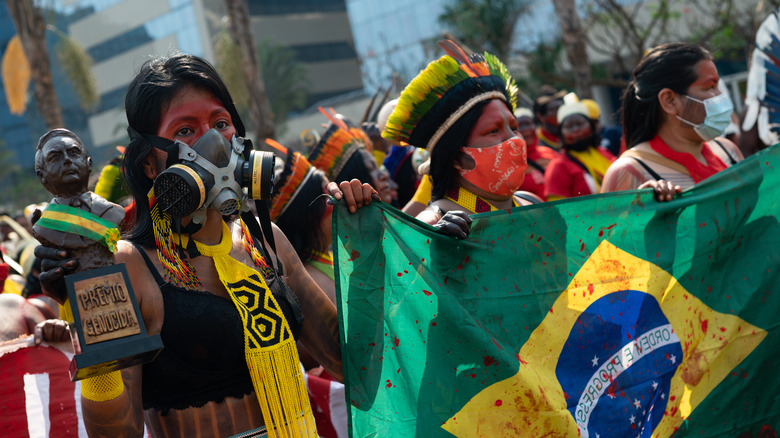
[32,129,125,271]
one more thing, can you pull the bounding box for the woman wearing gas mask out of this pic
[602,42,743,193]
[34,54,372,438]
[543,102,617,200]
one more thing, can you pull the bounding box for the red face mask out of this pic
[458,137,528,196]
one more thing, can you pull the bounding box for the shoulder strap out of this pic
[621,148,691,175]
[629,157,664,181]
[713,139,738,165]
[514,191,542,205]
[131,242,165,287]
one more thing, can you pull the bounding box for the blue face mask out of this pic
[676,93,733,141]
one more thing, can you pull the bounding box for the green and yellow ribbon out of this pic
[36,203,121,253]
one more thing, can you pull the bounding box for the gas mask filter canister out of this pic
[153,129,275,219]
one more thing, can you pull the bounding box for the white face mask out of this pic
[676,93,733,141]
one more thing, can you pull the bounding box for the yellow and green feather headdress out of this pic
[383,40,518,154]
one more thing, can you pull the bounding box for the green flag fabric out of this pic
[333,146,780,437]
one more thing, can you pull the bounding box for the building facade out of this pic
[245,0,363,106]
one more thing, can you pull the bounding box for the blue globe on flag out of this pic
[556,290,683,438]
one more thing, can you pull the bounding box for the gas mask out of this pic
[152,129,276,225]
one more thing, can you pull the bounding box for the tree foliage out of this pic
[514,38,574,95]
[222,0,275,139]
[582,0,779,87]
[49,25,99,112]
[5,0,62,129]
[438,0,532,60]
[256,39,309,136]
[214,31,309,137]
[214,29,249,111]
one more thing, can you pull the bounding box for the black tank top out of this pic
[135,243,302,414]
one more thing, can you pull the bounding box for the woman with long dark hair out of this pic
[35,53,374,438]
[602,43,743,193]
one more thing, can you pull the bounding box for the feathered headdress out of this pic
[308,108,371,181]
[743,8,780,147]
[266,139,317,222]
[382,40,518,155]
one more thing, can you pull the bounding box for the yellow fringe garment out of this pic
[185,222,317,438]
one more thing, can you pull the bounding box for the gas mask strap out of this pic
[127,127,181,168]
[241,138,254,160]
[243,203,305,330]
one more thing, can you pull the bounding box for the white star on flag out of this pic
[661,393,666,399]
[669,354,677,364]
[651,380,658,390]
[592,355,599,367]
[633,398,641,409]
[629,414,636,424]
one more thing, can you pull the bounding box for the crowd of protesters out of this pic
[0,37,762,437]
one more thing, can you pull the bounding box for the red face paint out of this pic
[157,86,236,146]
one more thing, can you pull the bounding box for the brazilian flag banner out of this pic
[333,146,780,437]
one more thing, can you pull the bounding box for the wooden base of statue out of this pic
[64,263,163,381]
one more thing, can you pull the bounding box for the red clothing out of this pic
[518,140,556,200]
[544,147,616,199]
[536,127,560,150]
[648,135,727,183]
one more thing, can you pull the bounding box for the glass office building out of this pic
[0,0,216,170]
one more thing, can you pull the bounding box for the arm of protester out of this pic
[417,204,472,239]
[271,223,343,382]
[638,179,682,202]
[78,241,162,436]
[327,179,379,214]
[81,365,145,438]
[403,174,433,217]
[601,159,649,193]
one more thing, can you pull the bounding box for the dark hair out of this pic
[621,42,713,148]
[122,54,245,246]
[429,100,491,201]
[332,149,374,186]
[275,171,329,264]
[391,153,418,208]
[35,129,85,172]
[532,85,565,123]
